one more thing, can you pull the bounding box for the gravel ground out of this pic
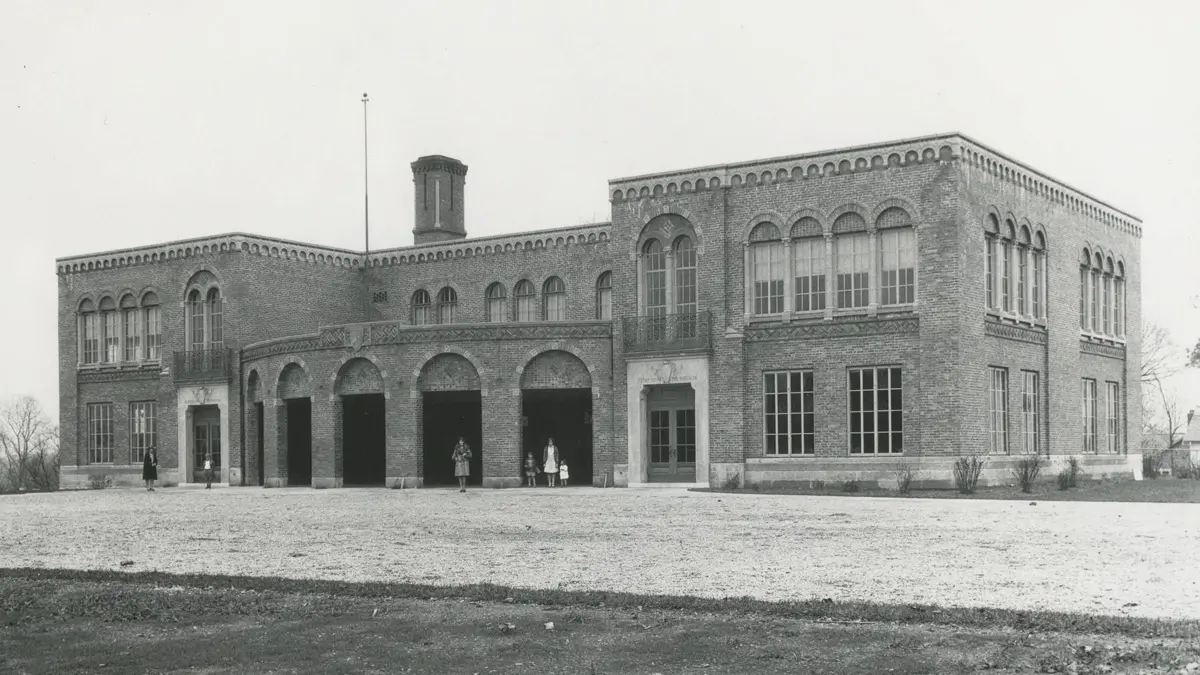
[1,486,1197,620]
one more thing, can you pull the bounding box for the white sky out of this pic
[2,0,1198,424]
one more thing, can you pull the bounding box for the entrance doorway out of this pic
[646,384,696,482]
[422,390,482,486]
[285,398,312,486]
[342,393,386,486]
[522,389,593,485]
[255,402,264,486]
[191,406,221,483]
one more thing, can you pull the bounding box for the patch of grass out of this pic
[697,477,1200,503]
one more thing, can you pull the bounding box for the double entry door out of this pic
[192,406,221,483]
[647,384,696,483]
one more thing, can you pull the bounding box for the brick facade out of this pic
[55,133,1144,489]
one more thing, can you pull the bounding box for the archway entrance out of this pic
[418,354,482,487]
[521,351,593,486]
[335,358,387,487]
[278,363,312,487]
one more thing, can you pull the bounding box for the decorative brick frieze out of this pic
[1080,340,1126,360]
[744,316,918,342]
[76,366,162,384]
[984,320,1048,345]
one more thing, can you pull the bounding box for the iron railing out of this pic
[172,348,233,383]
[621,310,711,354]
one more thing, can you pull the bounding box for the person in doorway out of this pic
[142,446,158,491]
[452,436,472,493]
[559,461,569,487]
[543,437,559,487]
[204,453,214,489]
[524,452,538,487]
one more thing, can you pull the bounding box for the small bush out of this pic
[1066,456,1081,487]
[1056,469,1072,491]
[895,466,916,494]
[810,480,825,491]
[721,472,741,491]
[1178,457,1200,480]
[952,456,985,494]
[841,479,859,493]
[1142,452,1164,479]
[1011,455,1042,493]
[87,474,112,490]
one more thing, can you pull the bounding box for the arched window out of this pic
[98,296,119,363]
[1102,257,1113,334]
[207,288,223,347]
[543,277,566,321]
[1091,252,1102,333]
[142,292,161,360]
[188,289,205,351]
[411,289,431,326]
[1114,261,1125,337]
[832,214,868,309]
[1031,232,1045,321]
[485,283,506,323]
[78,299,99,365]
[674,237,697,316]
[1001,220,1016,312]
[1017,227,1030,316]
[120,294,140,362]
[749,223,784,314]
[985,214,1000,308]
[595,272,612,320]
[878,208,915,306]
[513,280,535,322]
[637,214,703,322]
[1080,248,1091,330]
[437,287,457,324]
[792,218,825,313]
[641,240,666,318]
[985,216,1042,320]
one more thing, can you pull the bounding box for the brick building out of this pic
[56,134,1144,489]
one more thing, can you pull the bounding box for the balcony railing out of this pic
[172,348,233,383]
[621,311,711,354]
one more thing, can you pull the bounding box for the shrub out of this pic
[952,457,985,494]
[841,479,859,493]
[1142,453,1161,479]
[1178,456,1200,480]
[1011,455,1042,493]
[1066,456,1081,487]
[895,465,916,494]
[87,474,112,490]
[1056,469,1072,491]
[721,472,741,491]
[810,480,825,491]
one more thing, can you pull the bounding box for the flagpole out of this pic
[362,93,370,254]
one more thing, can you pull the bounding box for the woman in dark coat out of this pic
[142,447,158,491]
[451,437,472,493]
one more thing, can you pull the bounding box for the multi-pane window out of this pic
[1017,248,1028,315]
[1090,269,1100,333]
[985,236,996,309]
[189,290,205,350]
[207,289,223,346]
[1021,371,1040,455]
[792,238,826,312]
[763,371,814,455]
[1106,382,1120,454]
[543,277,566,321]
[80,303,100,365]
[87,403,113,464]
[1079,267,1088,330]
[642,241,666,317]
[835,233,870,309]
[1082,378,1098,453]
[486,283,506,323]
[1001,241,1012,312]
[674,237,697,315]
[514,280,535,322]
[750,223,784,315]
[101,303,119,364]
[1102,275,1111,334]
[595,272,612,320]
[437,287,457,324]
[143,302,160,360]
[1113,277,1123,336]
[130,401,157,463]
[123,306,141,361]
[848,367,903,454]
[1032,251,1043,319]
[879,228,916,306]
[988,367,1009,454]
[411,289,431,325]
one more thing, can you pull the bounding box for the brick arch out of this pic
[784,208,826,235]
[413,347,488,396]
[633,204,705,256]
[181,266,223,300]
[513,343,600,398]
[826,203,869,225]
[415,351,483,396]
[518,349,593,391]
[246,369,262,403]
[138,286,162,306]
[75,292,98,311]
[1033,225,1048,250]
[870,197,921,224]
[740,211,787,243]
[276,358,312,400]
[332,356,387,397]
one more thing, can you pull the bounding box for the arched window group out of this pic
[77,291,161,365]
[985,214,1045,321]
[185,287,223,352]
[409,274,612,326]
[1080,247,1125,338]
[747,207,915,317]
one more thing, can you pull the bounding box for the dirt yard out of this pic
[1,486,1197,620]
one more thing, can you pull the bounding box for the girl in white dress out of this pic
[559,462,569,487]
[543,438,559,487]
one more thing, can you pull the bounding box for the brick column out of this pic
[386,391,419,488]
[782,238,793,322]
[483,391,521,488]
[245,400,260,486]
[867,228,879,315]
[742,242,752,320]
[311,394,339,488]
[823,234,835,319]
[263,400,287,488]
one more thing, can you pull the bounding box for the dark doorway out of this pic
[255,402,265,486]
[285,398,312,487]
[343,394,386,486]
[422,391,482,486]
[522,389,593,486]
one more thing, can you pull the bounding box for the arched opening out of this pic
[334,358,386,486]
[418,354,483,486]
[277,363,312,487]
[520,351,593,486]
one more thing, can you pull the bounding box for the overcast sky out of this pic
[3,0,1198,425]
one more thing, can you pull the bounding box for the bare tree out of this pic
[1141,322,1186,385]
[25,425,60,492]
[1189,337,1199,369]
[0,397,57,492]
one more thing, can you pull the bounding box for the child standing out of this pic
[204,454,213,489]
[559,462,569,487]
[523,452,537,487]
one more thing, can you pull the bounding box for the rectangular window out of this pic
[123,309,141,361]
[880,228,915,306]
[597,287,612,320]
[835,233,870,309]
[129,401,157,463]
[82,313,100,365]
[487,296,506,323]
[1001,242,1012,312]
[848,367,902,455]
[1102,276,1111,335]
[763,371,815,455]
[1106,382,1120,454]
[1080,268,1088,330]
[87,403,114,464]
[544,295,565,322]
[1032,252,1043,319]
[793,238,826,312]
[1017,248,1028,315]
[986,237,995,309]
[1090,271,1100,333]
[988,367,1009,454]
[190,299,205,350]
[210,294,223,346]
[752,242,785,315]
[1021,371,1040,455]
[515,295,535,323]
[144,306,160,360]
[1082,378,1097,453]
[102,311,119,363]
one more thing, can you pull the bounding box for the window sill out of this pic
[78,360,162,371]
[746,455,908,463]
[1080,332,1126,346]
